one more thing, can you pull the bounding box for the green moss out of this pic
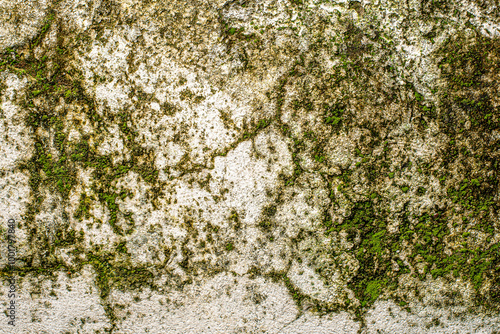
[99,192,121,233]
[329,195,499,310]
[6,1,499,319]
[258,220,273,231]
[53,228,79,247]
[34,13,55,46]
[447,177,497,227]
[87,251,155,299]
[116,242,128,254]
[363,279,386,306]
[28,140,75,198]
[324,104,344,127]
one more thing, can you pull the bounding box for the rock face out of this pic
[0,0,499,332]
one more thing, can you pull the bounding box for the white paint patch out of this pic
[0,267,111,333]
[108,273,299,333]
[0,72,33,169]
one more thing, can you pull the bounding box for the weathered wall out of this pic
[0,0,499,332]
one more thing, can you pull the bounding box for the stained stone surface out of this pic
[0,0,499,333]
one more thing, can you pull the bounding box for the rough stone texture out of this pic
[0,0,499,333]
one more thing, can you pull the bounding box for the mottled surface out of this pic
[0,0,499,333]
